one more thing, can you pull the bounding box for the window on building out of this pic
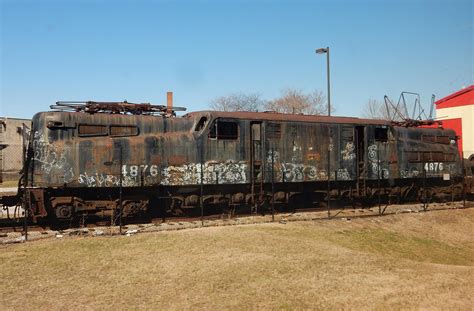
[209,120,238,140]
[110,125,138,137]
[78,124,107,136]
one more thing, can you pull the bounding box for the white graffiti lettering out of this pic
[161,161,248,185]
[367,144,389,179]
[341,142,356,161]
[32,131,74,183]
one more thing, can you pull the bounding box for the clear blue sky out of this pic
[1,0,472,119]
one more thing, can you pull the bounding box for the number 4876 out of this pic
[424,162,443,172]
[121,164,159,177]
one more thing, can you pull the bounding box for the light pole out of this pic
[316,47,331,116]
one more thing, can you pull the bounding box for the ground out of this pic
[1,208,473,310]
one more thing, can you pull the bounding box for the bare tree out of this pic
[264,89,329,115]
[209,92,264,112]
[362,99,396,120]
[363,99,383,119]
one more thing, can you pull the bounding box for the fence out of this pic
[0,118,30,186]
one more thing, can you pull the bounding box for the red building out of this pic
[435,85,474,159]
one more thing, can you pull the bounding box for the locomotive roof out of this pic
[185,110,391,126]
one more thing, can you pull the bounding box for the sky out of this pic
[1,0,472,119]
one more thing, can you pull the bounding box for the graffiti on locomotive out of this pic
[32,131,75,183]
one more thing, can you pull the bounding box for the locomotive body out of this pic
[24,108,463,221]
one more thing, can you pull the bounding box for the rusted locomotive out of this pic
[19,100,463,223]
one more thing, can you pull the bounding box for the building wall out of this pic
[436,86,473,109]
[0,117,31,183]
[435,86,474,159]
[437,106,474,159]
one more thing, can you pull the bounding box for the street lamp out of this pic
[316,47,331,116]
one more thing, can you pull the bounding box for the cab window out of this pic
[78,124,107,137]
[209,120,238,140]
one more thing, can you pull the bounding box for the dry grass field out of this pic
[1,208,473,310]
[0,180,18,188]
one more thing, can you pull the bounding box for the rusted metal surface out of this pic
[16,103,465,223]
[185,110,391,125]
[50,100,186,116]
[167,92,173,113]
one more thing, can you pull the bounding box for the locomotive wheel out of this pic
[55,205,74,219]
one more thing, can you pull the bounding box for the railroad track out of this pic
[0,225,47,234]
[1,201,473,241]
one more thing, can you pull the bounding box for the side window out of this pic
[110,125,138,137]
[209,120,239,140]
[407,151,419,162]
[195,117,208,132]
[375,127,388,142]
[422,152,431,161]
[436,136,450,144]
[422,135,435,143]
[266,123,281,139]
[78,124,107,137]
[432,152,444,161]
[47,121,65,129]
[341,126,354,141]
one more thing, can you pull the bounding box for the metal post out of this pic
[462,157,466,208]
[271,147,275,222]
[377,143,381,215]
[326,47,331,117]
[422,162,427,211]
[327,127,331,218]
[23,198,28,241]
[451,171,454,206]
[316,47,331,116]
[282,166,288,212]
[200,161,204,226]
[22,124,28,241]
[119,146,123,234]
